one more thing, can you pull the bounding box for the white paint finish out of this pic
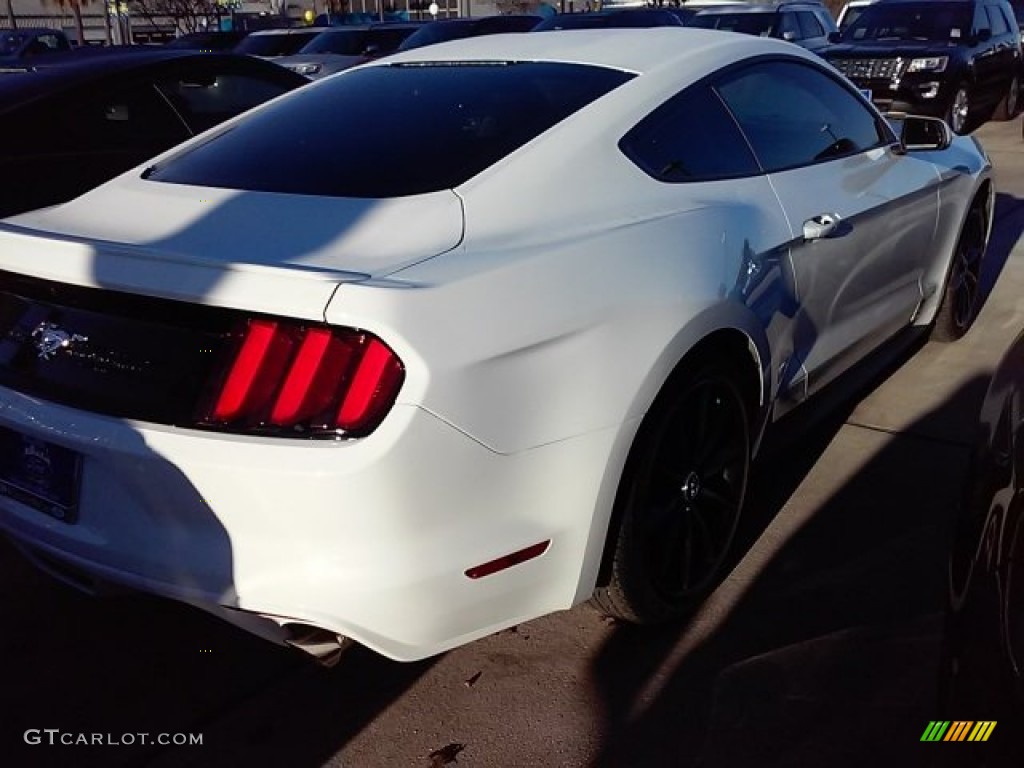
[7,178,465,278]
[0,31,993,660]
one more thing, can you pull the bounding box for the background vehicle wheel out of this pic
[592,359,751,624]
[994,75,1020,121]
[931,206,986,342]
[946,84,971,135]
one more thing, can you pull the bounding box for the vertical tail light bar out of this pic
[203,318,404,438]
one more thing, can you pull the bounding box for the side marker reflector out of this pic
[465,541,551,580]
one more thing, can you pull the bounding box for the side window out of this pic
[619,85,760,182]
[815,8,838,33]
[986,4,1010,34]
[776,12,801,39]
[798,11,826,38]
[974,4,992,34]
[156,68,295,134]
[715,60,886,172]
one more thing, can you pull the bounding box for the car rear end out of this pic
[0,49,646,661]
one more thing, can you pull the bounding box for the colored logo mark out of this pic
[921,721,996,742]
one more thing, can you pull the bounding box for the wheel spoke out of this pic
[699,483,739,513]
[652,460,688,487]
[701,438,744,478]
[691,383,713,447]
[954,243,982,328]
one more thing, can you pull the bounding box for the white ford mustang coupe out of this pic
[0,29,993,662]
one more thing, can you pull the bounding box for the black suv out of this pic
[822,0,1022,133]
[687,2,838,53]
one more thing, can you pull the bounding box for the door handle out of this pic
[803,213,841,241]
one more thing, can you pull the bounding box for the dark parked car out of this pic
[941,324,1024,764]
[398,15,541,51]
[688,1,838,52]
[531,9,685,30]
[822,0,1023,133]
[0,50,306,218]
[275,23,421,79]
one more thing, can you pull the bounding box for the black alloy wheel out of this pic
[932,206,986,342]
[594,361,751,623]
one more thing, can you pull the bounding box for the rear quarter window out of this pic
[147,62,634,198]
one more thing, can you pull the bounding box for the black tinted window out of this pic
[72,82,191,151]
[620,86,759,182]
[156,70,296,133]
[149,62,633,197]
[716,60,885,172]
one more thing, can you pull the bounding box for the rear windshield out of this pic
[234,32,320,57]
[147,62,634,198]
[298,30,371,55]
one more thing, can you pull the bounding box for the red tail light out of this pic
[203,319,404,438]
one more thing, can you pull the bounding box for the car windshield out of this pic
[147,62,634,198]
[838,4,870,31]
[0,32,27,56]
[689,12,776,35]
[298,30,371,55]
[841,2,972,41]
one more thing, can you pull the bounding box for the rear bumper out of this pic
[0,388,623,660]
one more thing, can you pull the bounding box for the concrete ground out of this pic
[3,120,1024,768]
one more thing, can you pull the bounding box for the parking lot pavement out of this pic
[2,120,1023,768]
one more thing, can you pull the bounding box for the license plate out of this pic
[0,427,81,523]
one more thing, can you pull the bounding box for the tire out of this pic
[592,359,751,624]
[994,75,1020,121]
[946,84,971,135]
[931,206,986,342]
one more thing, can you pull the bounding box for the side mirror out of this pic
[363,43,381,56]
[977,27,992,42]
[827,30,842,43]
[782,30,797,41]
[898,115,953,152]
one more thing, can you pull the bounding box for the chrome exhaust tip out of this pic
[283,624,352,668]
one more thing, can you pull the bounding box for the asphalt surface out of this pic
[4,119,1024,768]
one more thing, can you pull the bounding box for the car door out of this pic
[714,59,940,397]
[618,83,800,404]
[984,2,1020,103]
[971,2,1003,107]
